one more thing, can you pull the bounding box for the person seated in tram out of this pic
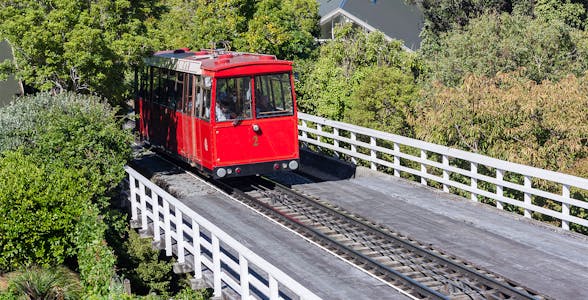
[215,97,236,121]
[255,92,273,117]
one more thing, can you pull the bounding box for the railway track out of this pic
[146,149,545,300]
[218,175,546,300]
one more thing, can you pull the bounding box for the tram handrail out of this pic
[298,112,588,231]
[125,166,321,300]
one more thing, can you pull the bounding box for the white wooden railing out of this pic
[298,113,588,231]
[125,166,321,300]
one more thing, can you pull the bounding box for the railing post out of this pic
[239,254,249,299]
[139,182,148,230]
[269,276,279,300]
[129,174,138,221]
[562,184,570,230]
[212,234,222,298]
[153,195,161,244]
[317,124,322,143]
[471,162,478,202]
[333,127,340,158]
[524,176,532,218]
[163,200,172,256]
[370,137,377,170]
[192,220,202,279]
[301,120,307,139]
[350,132,357,164]
[420,150,427,185]
[442,155,450,193]
[393,143,400,177]
[176,209,185,263]
[496,169,504,210]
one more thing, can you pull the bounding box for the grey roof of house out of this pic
[318,0,343,16]
[317,0,424,50]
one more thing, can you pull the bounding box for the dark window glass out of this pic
[197,76,212,122]
[254,73,294,118]
[182,73,193,114]
[215,77,252,122]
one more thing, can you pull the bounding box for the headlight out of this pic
[216,168,227,178]
[288,160,299,170]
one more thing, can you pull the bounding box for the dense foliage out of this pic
[0,93,132,296]
[0,150,89,269]
[3,265,82,300]
[0,0,159,104]
[413,72,588,178]
[244,0,320,59]
[413,0,588,43]
[144,0,320,59]
[296,25,422,126]
[122,229,176,296]
[189,0,255,50]
[345,66,417,136]
[423,13,588,86]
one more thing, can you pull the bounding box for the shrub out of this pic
[0,92,132,277]
[4,266,82,300]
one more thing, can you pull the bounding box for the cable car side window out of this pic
[163,70,179,109]
[197,76,212,121]
[182,73,193,115]
[254,73,293,118]
[153,68,163,104]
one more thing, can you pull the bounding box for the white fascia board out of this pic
[320,8,392,41]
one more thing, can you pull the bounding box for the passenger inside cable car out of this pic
[216,77,252,122]
[215,98,235,121]
[255,90,273,117]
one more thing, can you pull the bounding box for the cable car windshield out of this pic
[254,73,294,118]
[215,77,252,122]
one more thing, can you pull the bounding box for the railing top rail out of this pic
[298,113,588,189]
[125,166,321,300]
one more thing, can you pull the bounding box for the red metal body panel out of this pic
[197,119,214,170]
[212,116,299,166]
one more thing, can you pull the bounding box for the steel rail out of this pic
[147,149,543,299]
[262,177,542,300]
[220,177,448,300]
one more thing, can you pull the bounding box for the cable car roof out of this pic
[143,49,292,75]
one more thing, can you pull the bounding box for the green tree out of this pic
[244,0,320,59]
[150,0,199,50]
[0,92,132,274]
[414,0,588,52]
[75,205,117,296]
[122,229,175,296]
[413,72,588,178]
[423,13,588,86]
[415,0,512,35]
[345,66,417,136]
[0,0,160,103]
[190,0,256,50]
[534,0,587,30]
[296,25,421,121]
[0,151,90,270]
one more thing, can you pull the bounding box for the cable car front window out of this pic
[215,77,252,122]
[254,73,293,118]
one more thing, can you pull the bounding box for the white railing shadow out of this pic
[298,113,588,232]
[125,166,321,300]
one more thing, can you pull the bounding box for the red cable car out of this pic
[136,48,300,178]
